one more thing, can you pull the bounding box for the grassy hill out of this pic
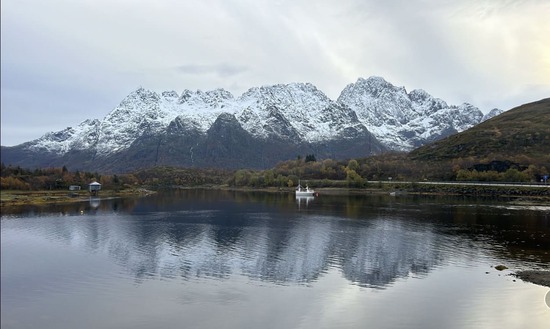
[409,98,550,162]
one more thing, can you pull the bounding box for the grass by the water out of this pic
[0,189,155,207]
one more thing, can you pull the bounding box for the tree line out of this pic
[228,152,550,188]
[0,163,232,191]
[0,163,140,191]
[2,151,547,191]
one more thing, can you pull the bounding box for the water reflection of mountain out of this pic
[3,203,442,288]
[5,191,548,288]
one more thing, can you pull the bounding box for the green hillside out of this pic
[409,98,550,162]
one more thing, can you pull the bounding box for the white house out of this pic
[89,181,102,195]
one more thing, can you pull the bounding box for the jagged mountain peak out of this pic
[355,76,390,87]
[482,108,504,121]
[337,78,493,150]
[81,118,101,126]
[107,91,160,122]
[194,88,234,100]
[179,88,234,109]
[409,89,437,104]
[338,77,412,128]
[2,76,505,171]
[240,82,328,104]
[236,82,345,142]
[238,82,334,121]
[162,90,179,100]
[350,76,408,96]
[408,89,449,116]
[125,87,160,103]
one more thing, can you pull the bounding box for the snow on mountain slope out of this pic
[27,82,371,156]
[337,77,488,150]
[482,108,504,121]
[29,119,101,153]
[169,88,236,135]
[236,83,365,142]
[96,88,168,154]
[21,76,500,158]
[29,88,238,156]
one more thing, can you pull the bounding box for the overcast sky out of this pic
[1,0,549,146]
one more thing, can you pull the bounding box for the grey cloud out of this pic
[177,63,248,78]
[1,0,549,146]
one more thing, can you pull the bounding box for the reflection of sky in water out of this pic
[2,192,549,329]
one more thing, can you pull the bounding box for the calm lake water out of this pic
[2,190,549,329]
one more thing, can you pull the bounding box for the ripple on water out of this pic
[2,193,549,329]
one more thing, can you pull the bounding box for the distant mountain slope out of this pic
[337,77,500,150]
[1,83,385,172]
[409,98,550,161]
[1,77,503,172]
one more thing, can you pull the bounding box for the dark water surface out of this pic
[2,190,549,328]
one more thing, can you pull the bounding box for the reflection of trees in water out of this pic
[9,192,549,287]
[2,197,141,216]
[444,204,550,264]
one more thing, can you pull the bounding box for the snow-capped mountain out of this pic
[1,77,502,172]
[337,77,500,150]
[482,108,504,121]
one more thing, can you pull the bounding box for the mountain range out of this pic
[409,97,550,161]
[1,76,502,172]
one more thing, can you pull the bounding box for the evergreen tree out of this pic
[305,154,316,162]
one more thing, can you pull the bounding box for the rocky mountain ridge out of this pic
[338,77,501,150]
[2,77,502,172]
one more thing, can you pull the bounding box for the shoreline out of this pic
[513,270,550,288]
[2,183,549,208]
[3,187,549,288]
[0,188,156,208]
[217,185,550,202]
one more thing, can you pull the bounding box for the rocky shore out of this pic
[514,270,550,287]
